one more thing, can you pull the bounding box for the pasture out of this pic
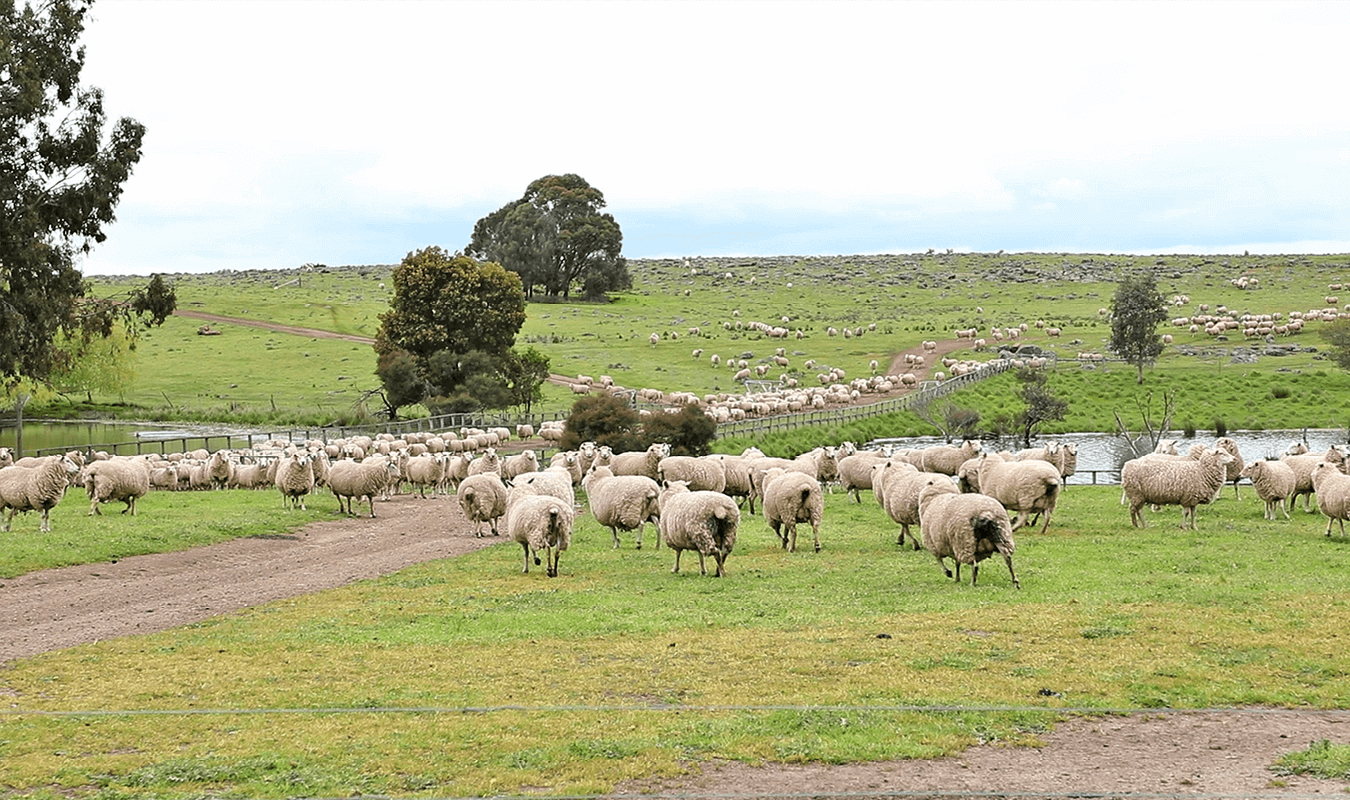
[3,479,1350,797]
[78,252,1350,431]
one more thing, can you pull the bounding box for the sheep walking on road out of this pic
[917,478,1019,589]
[329,457,400,517]
[457,473,509,538]
[657,481,739,577]
[275,452,316,511]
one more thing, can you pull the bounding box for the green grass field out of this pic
[3,485,1350,797]
[5,251,1347,796]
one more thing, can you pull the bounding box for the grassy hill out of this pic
[73,251,1350,438]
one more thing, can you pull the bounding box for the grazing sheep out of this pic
[960,453,1062,534]
[656,455,727,493]
[657,481,739,576]
[1121,447,1234,529]
[1239,459,1297,520]
[506,494,573,576]
[1282,446,1346,513]
[84,457,152,516]
[457,472,509,537]
[761,467,823,553]
[274,451,316,511]
[1313,460,1350,538]
[609,443,671,481]
[329,457,401,516]
[917,477,1019,588]
[0,455,81,532]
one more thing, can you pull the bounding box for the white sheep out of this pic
[467,447,501,478]
[1282,446,1346,513]
[656,455,727,493]
[917,477,1019,588]
[1213,437,1246,500]
[206,450,234,490]
[608,442,671,482]
[878,462,945,549]
[1121,447,1234,529]
[710,447,764,514]
[0,455,81,532]
[917,440,982,476]
[401,453,447,499]
[1238,459,1296,520]
[507,466,576,510]
[1313,460,1350,538]
[506,493,573,577]
[328,457,400,516]
[657,481,740,577]
[959,453,1062,534]
[84,457,152,516]
[275,451,316,511]
[457,472,509,537]
[582,465,661,549]
[836,451,890,503]
[761,467,823,553]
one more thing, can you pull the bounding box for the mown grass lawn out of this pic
[3,484,1349,797]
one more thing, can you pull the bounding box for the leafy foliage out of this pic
[642,404,717,456]
[466,174,629,300]
[1318,316,1350,370]
[0,0,152,385]
[560,393,643,452]
[1108,271,1169,384]
[374,246,547,417]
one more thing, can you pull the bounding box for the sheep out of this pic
[960,453,1062,534]
[507,466,576,509]
[1121,447,1234,529]
[0,455,81,532]
[711,447,763,513]
[878,463,948,549]
[917,440,982,475]
[760,467,823,553]
[467,447,501,478]
[1282,446,1346,513]
[1239,459,1296,520]
[837,451,890,503]
[1213,437,1246,500]
[657,481,739,577]
[84,457,152,517]
[275,451,316,511]
[1312,460,1350,538]
[457,472,509,537]
[506,493,573,576]
[581,465,661,549]
[608,442,671,482]
[402,453,447,499]
[328,456,401,516]
[656,455,727,493]
[917,477,1019,588]
[206,450,234,490]
[501,449,540,482]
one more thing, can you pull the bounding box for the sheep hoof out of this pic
[533,556,542,566]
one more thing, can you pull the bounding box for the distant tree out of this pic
[1,0,149,385]
[502,346,551,415]
[50,326,135,402]
[1108,272,1169,384]
[642,405,717,456]
[911,396,981,443]
[130,273,177,327]
[559,393,643,452]
[1320,318,1350,370]
[466,174,628,301]
[1014,367,1068,448]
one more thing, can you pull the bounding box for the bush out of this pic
[641,405,717,456]
[560,394,642,452]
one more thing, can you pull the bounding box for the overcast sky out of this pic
[75,1,1350,276]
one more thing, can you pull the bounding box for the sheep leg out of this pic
[1129,500,1147,528]
[696,552,708,576]
[365,495,376,518]
[1,509,11,533]
[971,563,979,586]
[610,527,621,549]
[1037,507,1055,536]
[546,546,559,578]
[672,549,683,574]
[520,542,531,573]
[39,509,51,533]
[934,554,953,580]
[1003,554,1020,589]
[897,525,908,547]
[810,521,821,553]
[713,552,727,578]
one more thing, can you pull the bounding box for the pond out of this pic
[0,420,268,459]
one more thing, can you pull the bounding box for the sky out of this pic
[73,1,1350,276]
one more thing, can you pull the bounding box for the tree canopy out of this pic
[373,246,547,419]
[466,174,629,301]
[1,0,151,386]
[1108,272,1169,384]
